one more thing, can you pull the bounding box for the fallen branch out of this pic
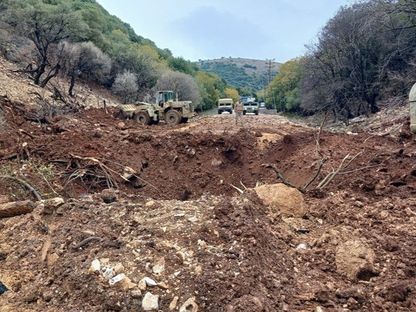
[0,175,42,201]
[262,164,301,191]
[240,181,248,190]
[302,159,325,190]
[230,184,244,194]
[317,152,363,189]
[72,236,103,250]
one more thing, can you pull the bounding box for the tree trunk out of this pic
[40,64,61,88]
[68,74,76,97]
[33,62,47,85]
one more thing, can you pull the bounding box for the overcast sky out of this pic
[97,0,354,63]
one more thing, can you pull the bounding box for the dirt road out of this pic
[0,102,415,311]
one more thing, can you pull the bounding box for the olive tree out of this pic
[300,0,413,119]
[61,41,111,96]
[112,71,138,103]
[2,2,85,87]
[156,71,201,106]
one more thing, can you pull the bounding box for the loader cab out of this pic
[157,91,178,107]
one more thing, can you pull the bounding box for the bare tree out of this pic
[112,71,138,103]
[156,71,201,105]
[3,4,80,87]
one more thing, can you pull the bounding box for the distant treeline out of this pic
[265,0,416,120]
[199,61,269,92]
[0,0,237,110]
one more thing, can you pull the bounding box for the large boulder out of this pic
[254,183,305,217]
[335,239,377,281]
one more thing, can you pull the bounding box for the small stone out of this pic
[131,289,142,298]
[211,159,223,167]
[194,265,203,275]
[296,243,308,250]
[41,197,65,215]
[142,292,159,311]
[157,282,169,290]
[315,306,324,312]
[138,278,147,291]
[47,253,59,267]
[89,259,101,273]
[114,263,125,274]
[153,257,165,274]
[179,297,198,312]
[144,277,158,287]
[145,200,155,207]
[100,189,118,204]
[117,122,126,130]
[109,273,126,286]
[122,166,137,180]
[169,296,179,310]
[120,277,137,291]
[102,267,114,280]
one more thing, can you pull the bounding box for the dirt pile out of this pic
[0,97,416,311]
[1,97,415,202]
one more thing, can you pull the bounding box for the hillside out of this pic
[0,0,225,111]
[197,58,280,91]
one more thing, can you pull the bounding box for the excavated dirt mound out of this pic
[0,99,415,202]
[1,98,416,311]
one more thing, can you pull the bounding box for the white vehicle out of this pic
[218,98,234,114]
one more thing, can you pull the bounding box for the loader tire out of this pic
[165,110,181,125]
[135,111,152,125]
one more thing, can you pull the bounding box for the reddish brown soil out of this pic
[0,97,416,311]
[1,98,414,201]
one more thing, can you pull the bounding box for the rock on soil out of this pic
[179,297,198,312]
[254,183,306,217]
[335,239,377,280]
[0,200,34,218]
[142,292,159,311]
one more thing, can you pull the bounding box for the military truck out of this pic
[119,90,196,125]
[243,102,259,115]
[218,98,233,114]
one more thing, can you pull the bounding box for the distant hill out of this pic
[197,58,280,91]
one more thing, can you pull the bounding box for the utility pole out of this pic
[266,59,276,109]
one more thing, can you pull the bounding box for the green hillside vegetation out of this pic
[198,58,280,94]
[266,1,416,120]
[0,0,229,110]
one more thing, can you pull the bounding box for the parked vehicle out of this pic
[243,102,259,115]
[217,98,234,114]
